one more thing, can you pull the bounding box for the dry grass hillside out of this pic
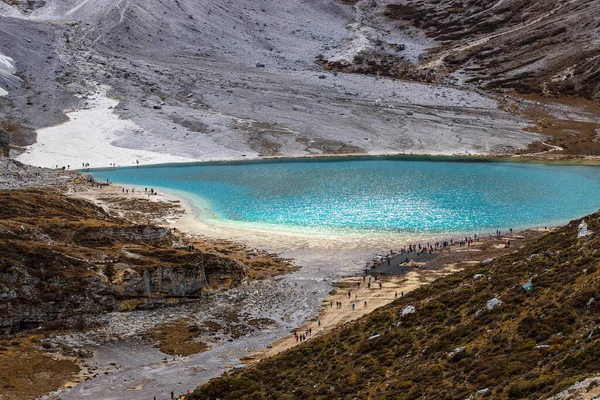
[192,212,600,399]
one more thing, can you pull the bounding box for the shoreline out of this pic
[79,151,600,173]
[76,184,560,279]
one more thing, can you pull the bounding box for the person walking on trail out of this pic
[348,291,351,298]
[364,300,367,308]
[367,282,371,289]
[395,292,398,299]
[318,319,321,327]
[171,391,174,399]
[352,303,355,310]
[379,282,382,290]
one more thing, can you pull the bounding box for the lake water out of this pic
[90,157,600,236]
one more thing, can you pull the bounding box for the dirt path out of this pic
[242,266,459,364]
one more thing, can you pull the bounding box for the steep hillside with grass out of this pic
[192,212,600,399]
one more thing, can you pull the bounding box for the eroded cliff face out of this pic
[0,190,245,335]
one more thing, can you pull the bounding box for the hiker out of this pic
[364,300,367,308]
[379,282,382,290]
[395,292,398,298]
[318,319,321,327]
[352,303,355,310]
[309,328,312,335]
[347,291,351,298]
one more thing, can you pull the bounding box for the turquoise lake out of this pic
[90,157,600,236]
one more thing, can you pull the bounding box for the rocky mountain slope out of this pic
[0,189,246,334]
[1,0,544,164]
[387,0,600,101]
[321,0,600,102]
[192,213,600,399]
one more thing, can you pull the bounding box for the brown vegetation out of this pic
[192,213,600,399]
[0,334,79,400]
[146,318,210,356]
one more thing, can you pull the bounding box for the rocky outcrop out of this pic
[112,256,244,300]
[1,0,46,13]
[0,190,247,335]
[0,157,79,189]
[0,254,245,334]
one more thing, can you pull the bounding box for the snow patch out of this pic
[16,85,196,169]
[0,52,17,97]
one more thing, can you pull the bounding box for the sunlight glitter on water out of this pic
[91,157,600,237]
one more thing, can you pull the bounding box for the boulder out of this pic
[578,220,590,238]
[402,305,415,316]
[486,297,502,311]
